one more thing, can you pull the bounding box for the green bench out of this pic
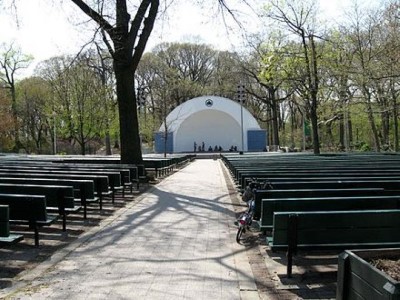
[238,170,400,189]
[58,162,138,193]
[267,209,400,277]
[0,167,117,204]
[259,195,400,231]
[5,165,123,198]
[0,161,133,196]
[0,172,107,210]
[57,155,190,181]
[53,156,157,188]
[136,164,148,185]
[240,172,400,190]
[143,158,177,178]
[69,166,133,196]
[0,194,59,247]
[0,205,24,245]
[253,188,387,220]
[0,183,78,231]
[267,180,400,191]
[49,158,142,190]
[0,177,95,219]
[58,169,118,199]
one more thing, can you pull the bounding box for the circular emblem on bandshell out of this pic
[205,99,213,107]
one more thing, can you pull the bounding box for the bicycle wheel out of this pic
[236,227,245,243]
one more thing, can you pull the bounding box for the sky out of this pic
[0,0,376,77]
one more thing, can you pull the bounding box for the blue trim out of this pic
[154,132,173,153]
[247,130,267,151]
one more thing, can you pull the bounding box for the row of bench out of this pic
[222,152,400,189]
[0,163,120,246]
[53,155,195,179]
[223,152,400,278]
[0,154,193,247]
[142,155,195,178]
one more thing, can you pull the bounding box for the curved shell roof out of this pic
[159,95,262,152]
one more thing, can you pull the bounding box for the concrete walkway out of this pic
[1,160,259,300]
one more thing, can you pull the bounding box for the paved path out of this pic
[1,160,260,300]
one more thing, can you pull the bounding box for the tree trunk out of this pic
[115,65,142,164]
[339,113,345,150]
[310,101,320,154]
[300,32,320,155]
[266,108,273,149]
[270,89,280,147]
[365,101,380,151]
[363,88,380,152]
[104,97,112,156]
[376,86,390,148]
[348,114,353,148]
[393,93,399,152]
[309,36,320,155]
[289,103,295,148]
[105,132,112,155]
[79,134,86,155]
[11,85,20,151]
[381,110,390,148]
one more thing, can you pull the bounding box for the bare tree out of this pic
[86,43,116,156]
[264,0,321,154]
[69,0,159,163]
[18,77,50,154]
[4,0,257,159]
[347,3,383,152]
[0,43,32,151]
[68,0,255,162]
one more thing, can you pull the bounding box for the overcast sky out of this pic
[0,0,375,77]
[0,1,259,59]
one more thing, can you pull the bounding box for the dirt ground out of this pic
[369,258,400,281]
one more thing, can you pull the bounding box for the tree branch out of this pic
[131,0,159,71]
[70,0,113,33]
[101,29,115,58]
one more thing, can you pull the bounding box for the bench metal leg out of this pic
[286,214,299,278]
[83,197,87,219]
[286,250,293,278]
[80,185,87,219]
[57,191,67,231]
[29,219,40,247]
[96,185,103,210]
[62,213,66,232]
[32,223,39,247]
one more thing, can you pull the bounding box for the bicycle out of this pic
[236,196,255,243]
[235,178,273,243]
